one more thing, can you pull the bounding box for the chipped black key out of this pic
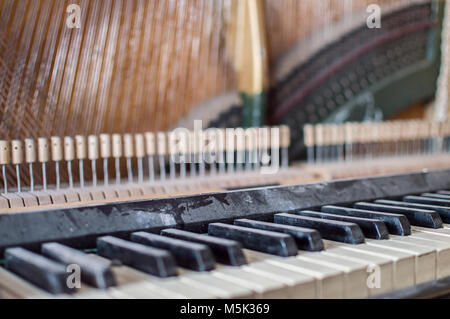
[376,199,450,223]
[295,210,389,240]
[131,232,215,271]
[208,223,298,257]
[422,193,450,200]
[4,247,71,294]
[403,195,450,208]
[97,236,177,277]
[234,218,324,251]
[161,228,247,266]
[354,202,442,229]
[274,213,365,244]
[321,205,411,236]
[42,242,115,289]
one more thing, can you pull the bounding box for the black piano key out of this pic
[131,232,215,271]
[321,205,411,236]
[403,195,450,208]
[354,202,443,229]
[96,236,177,277]
[160,228,247,266]
[4,247,71,294]
[234,218,324,251]
[274,213,365,244]
[41,242,115,289]
[421,193,450,200]
[438,190,450,196]
[294,210,389,240]
[208,223,298,257]
[375,199,450,223]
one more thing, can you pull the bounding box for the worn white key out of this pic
[0,268,50,299]
[333,242,415,289]
[299,251,369,298]
[178,269,254,299]
[244,261,316,298]
[112,265,216,299]
[73,290,114,299]
[366,239,436,284]
[414,226,450,235]
[391,233,450,279]
[322,242,394,295]
[212,266,287,298]
[243,249,344,298]
[115,282,171,299]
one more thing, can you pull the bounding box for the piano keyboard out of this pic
[0,170,450,299]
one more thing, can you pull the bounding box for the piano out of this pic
[1,169,450,299]
[1,0,450,301]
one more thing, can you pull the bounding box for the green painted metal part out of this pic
[241,91,267,128]
[324,0,444,124]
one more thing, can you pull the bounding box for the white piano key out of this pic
[414,226,450,235]
[330,242,415,289]
[116,282,174,299]
[366,239,436,284]
[73,290,114,299]
[111,265,215,299]
[178,269,254,299]
[299,252,369,298]
[0,267,51,299]
[212,266,287,298]
[243,261,316,298]
[322,242,393,295]
[390,233,450,279]
[243,249,345,298]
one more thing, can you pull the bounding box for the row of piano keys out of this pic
[1,189,450,298]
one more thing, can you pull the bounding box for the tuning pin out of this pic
[51,137,62,190]
[430,122,441,154]
[168,131,177,180]
[64,137,75,188]
[123,134,134,184]
[204,129,218,176]
[314,124,324,163]
[188,131,196,178]
[217,129,226,174]
[244,128,256,171]
[135,134,145,183]
[145,132,155,182]
[156,132,167,180]
[196,130,205,178]
[235,128,245,172]
[38,137,49,190]
[88,135,99,187]
[75,135,86,188]
[303,124,315,164]
[11,140,23,192]
[270,127,280,170]
[259,127,271,169]
[280,125,290,168]
[178,130,188,179]
[226,129,235,174]
[344,122,353,162]
[112,134,122,185]
[25,138,36,191]
[0,140,9,193]
[443,121,448,153]
[99,134,111,186]
[336,124,345,161]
